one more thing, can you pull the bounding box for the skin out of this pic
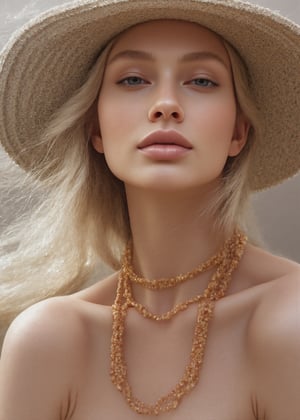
[0,20,300,420]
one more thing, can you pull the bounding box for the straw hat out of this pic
[0,0,300,190]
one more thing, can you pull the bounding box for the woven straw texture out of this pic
[0,0,300,190]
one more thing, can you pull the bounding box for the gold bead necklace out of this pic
[124,236,228,290]
[110,231,247,415]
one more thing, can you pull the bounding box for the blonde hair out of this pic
[208,40,261,235]
[0,31,261,330]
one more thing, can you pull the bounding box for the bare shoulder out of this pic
[245,244,300,346]
[0,296,92,420]
[245,247,300,420]
[248,256,300,347]
[240,243,300,285]
[2,296,89,354]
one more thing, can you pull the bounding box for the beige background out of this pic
[0,0,299,262]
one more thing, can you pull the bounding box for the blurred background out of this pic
[0,0,299,262]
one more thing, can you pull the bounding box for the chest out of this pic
[71,302,256,420]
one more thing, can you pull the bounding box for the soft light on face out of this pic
[93,20,248,193]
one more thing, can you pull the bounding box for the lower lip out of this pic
[138,144,191,160]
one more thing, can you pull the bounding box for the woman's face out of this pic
[94,20,248,192]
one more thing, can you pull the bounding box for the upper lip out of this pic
[138,130,193,149]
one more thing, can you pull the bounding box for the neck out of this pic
[124,186,230,313]
[126,186,225,276]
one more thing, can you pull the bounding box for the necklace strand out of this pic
[110,231,247,415]
[124,234,238,290]
[123,232,246,321]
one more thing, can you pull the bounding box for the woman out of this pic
[0,1,299,419]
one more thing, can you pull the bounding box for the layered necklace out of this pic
[110,231,247,415]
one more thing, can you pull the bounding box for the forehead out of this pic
[110,20,229,62]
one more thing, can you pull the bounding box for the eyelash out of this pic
[117,76,149,86]
[117,76,218,88]
[187,78,218,87]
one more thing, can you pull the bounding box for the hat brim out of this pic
[0,0,300,190]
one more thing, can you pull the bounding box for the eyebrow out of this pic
[108,50,155,65]
[107,49,229,69]
[180,51,229,69]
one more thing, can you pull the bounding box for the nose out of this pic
[148,89,184,123]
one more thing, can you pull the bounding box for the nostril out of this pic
[152,111,180,119]
[148,106,184,122]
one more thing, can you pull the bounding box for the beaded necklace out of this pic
[110,231,247,415]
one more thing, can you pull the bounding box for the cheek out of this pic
[96,94,135,179]
[193,96,236,142]
[98,94,139,142]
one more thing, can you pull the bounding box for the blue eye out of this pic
[191,78,217,87]
[118,76,147,86]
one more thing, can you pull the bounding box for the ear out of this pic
[89,107,104,154]
[91,134,104,154]
[228,112,250,157]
